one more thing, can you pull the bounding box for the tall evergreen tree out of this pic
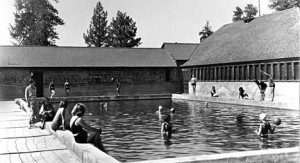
[199,21,214,42]
[83,1,108,47]
[107,11,141,48]
[9,0,64,46]
[232,4,258,22]
[232,6,244,22]
[243,4,258,19]
[269,0,299,11]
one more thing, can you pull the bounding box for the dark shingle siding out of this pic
[0,46,177,67]
[183,8,300,67]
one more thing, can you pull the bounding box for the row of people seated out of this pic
[39,98,107,153]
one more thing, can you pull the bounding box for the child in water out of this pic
[161,114,178,140]
[255,113,276,138]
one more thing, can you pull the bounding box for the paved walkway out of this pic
[0,101,82,163]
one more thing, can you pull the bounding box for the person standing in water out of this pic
[161,114,178,142]
[255,113,277,138]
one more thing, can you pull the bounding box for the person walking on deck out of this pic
[25,79,37,128]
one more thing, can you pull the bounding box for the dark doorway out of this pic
[166,69,170,82]
[33,71,43,97]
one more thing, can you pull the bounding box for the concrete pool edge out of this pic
[43,94,172,102]
[130,147,299,163]
[45,122,121,163]
[172,94,299,110]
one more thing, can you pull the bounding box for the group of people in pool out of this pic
[191,70,275,101]
[159,103,280,144]
[39,97,107,153]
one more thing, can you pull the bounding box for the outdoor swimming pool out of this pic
[61,99,299,162]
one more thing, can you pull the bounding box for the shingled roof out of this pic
[162,43,199,60]
[0,46,177,67]
[183,8,300,67]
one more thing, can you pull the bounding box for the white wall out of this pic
[189,81,299,104]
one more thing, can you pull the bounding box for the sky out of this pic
[0,0,273,48]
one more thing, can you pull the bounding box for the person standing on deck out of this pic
[254,79,267,101]
[116,79,121,96]
[190,75,197,95]
[25,79,37,128]
[64,79,70,97]
[260,70,275,101]
[49,79,55,98]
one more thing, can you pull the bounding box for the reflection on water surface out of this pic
[60,99,299,162]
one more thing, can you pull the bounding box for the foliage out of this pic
[83,1,108,47]
[232,3,258,22]
[243,4,258,19]
[199,21,214,42]
[107,11,141,48]
[232,6,244,22]
[9,0,64,46]
[269,0,299,11]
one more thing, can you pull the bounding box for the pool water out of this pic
[62,99,299,162]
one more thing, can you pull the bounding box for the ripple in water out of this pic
[61,99,300,162]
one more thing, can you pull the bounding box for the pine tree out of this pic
[232,6,244,22]
[269,0,299,11]
[232,4,258,22]
[9,0,64,46]
[244,4,258,19]
[199,21,214,42]
[83,1,108,47]
[107,11,141,48]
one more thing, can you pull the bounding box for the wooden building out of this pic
[182,8,300,102]
[0,46,181,99]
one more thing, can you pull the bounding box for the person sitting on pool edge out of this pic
[51,100,68,131]
[238,87,253,100]
[255,113,277,138]
[211,86,219,97]
[39,97,55,129]
[70,103,107,153]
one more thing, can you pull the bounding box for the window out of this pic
[234,66,238,81]
[229,66,232,81]
[255,65,260,80]
[239,66,243,80]
[249,65,253,80]
[287,63,293,80]
[280,63,285,80]
[244,65,248,80]
[295,62,299,80]
[274,63,279,80]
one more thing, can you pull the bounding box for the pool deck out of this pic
[45,94,172,103]
[0,101,82,163]
[172,94,299,110]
